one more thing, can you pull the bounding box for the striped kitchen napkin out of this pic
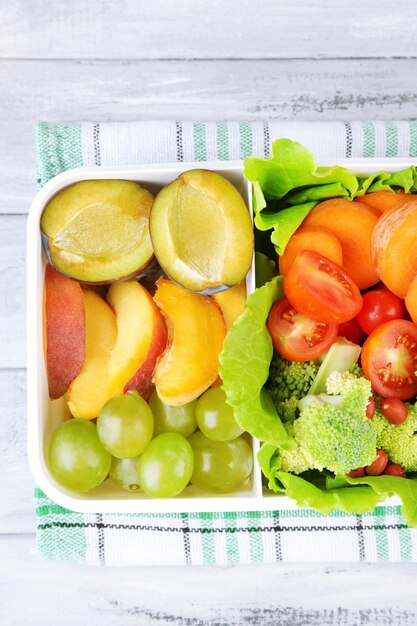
[34,120,417,565]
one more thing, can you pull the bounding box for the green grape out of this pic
[138,433,194,498]
[149,391,197,437]
[196,386,244,441]
[110,456,141,492]
[49,419,111,492]
[189,432,253,493]
[97,390,154,458]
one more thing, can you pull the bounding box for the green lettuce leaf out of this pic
[244,139,358,254]
[355,167,417,197]
[258,443,417,525]
[219,277,295,450]
[346,474,417,527]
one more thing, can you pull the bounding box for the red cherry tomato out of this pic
[366,396,375,420]
[384,464,407,478]
[267,297,339,362]
[361,320,417,400]
[338,317,364,344]
[357,289,405,335]
[283,251,363,324]
[380,398,408,424]
[348,467,365,478]
[366,449,389,476]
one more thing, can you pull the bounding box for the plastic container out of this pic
[27,158,412,513]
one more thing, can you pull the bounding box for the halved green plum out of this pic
[149,170,254,293]
[41,179,154,283]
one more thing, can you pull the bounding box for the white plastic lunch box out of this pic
[27,158,414,513]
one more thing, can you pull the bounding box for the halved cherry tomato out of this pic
[348,467,365,478]
[357,288,405,335]
[384,464,407,478]
[267,297,339,362]
[380,398,408,425]
[361,320,417,400]
[338,317,364,344]
[366,396,375,420]
[283,251,363,324]
[366,449,389,476]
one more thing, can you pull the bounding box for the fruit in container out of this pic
[110,456,142,492]
[152,278,226,406]
[212,279,247,330]
[148,391,198,437]
[49,419,111,492]
[149,169,254,293]
[196,386,244,441]
[189,432,253,493]
[40,179,154,283]
[67,289,117,419]
[106,280,167,398]
[138,433,194,498]
[97,390,154,458]
[43,264,86,399]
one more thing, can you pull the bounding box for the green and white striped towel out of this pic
[35,120,417,566]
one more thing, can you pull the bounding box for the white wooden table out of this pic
[2,2,417,623]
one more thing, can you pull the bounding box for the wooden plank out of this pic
[0,123,37,214]
[2,59,417,126]
[0,216,26,368]
[2,0,417,60]
[0,370,36,534]
[1,535,417,625]
[2,59,417,217]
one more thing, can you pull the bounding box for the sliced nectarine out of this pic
[371,195,417,298]
[67,290,117,419]
[152,278,226,406]
[212,280,247,330]
[44,264,86,400]
[107,281,167,397]
[40,180,154,283]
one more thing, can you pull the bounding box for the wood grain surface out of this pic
[2,1,417,624]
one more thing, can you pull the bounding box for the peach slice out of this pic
[212,280,247,331]
[44,264,86,400]
[153,278,226,406]
[40,179,154,283]
[67,290,117,419]
[107,281,167,397]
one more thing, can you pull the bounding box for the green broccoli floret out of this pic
[374,403,417,472]
[277,422,311,474]
[292,371,377,475]
[266,353,319,422]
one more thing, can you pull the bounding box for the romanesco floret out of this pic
[292,372,376,475]
[374,403,417,472]
[266,353,319,422]
[277,422,311,475]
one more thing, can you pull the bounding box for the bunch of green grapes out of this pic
[49,386,253,497]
